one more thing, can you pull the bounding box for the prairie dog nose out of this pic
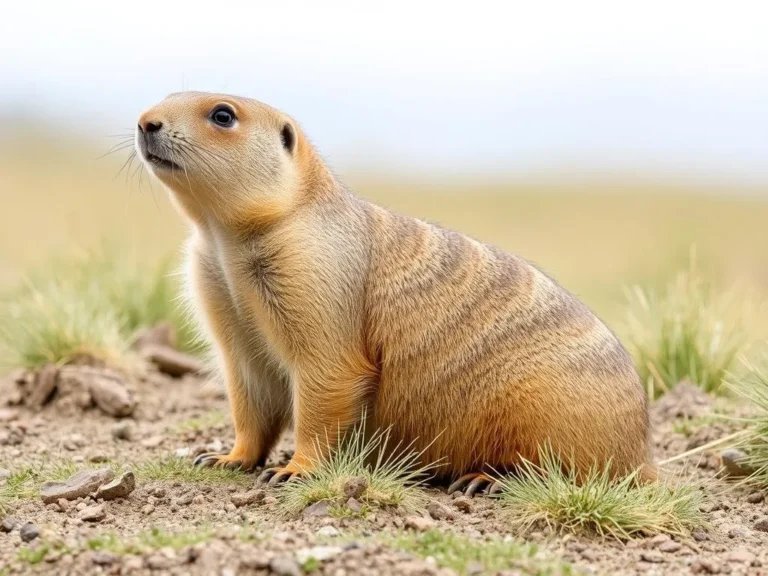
[138,117,162,134]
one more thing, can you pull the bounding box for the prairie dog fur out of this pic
[136,91,655,489]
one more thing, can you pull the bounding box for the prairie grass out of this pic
[727,357,768,488]
[278,423,438,516]
[623,255,750,397]
[0,246,199,370]
[87,526,214,555]
[496,448,706,539]
[389,530,573,575]
[135,455,249,485]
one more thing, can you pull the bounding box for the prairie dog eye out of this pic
[209,104,236,128]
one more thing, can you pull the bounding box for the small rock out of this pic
[427,501,455,521]
[720,449,755,478]
[658,540,681,553]
[1,516,19,532]
[317,526,340,538]
[346,497,362,513]
[88,454,108,463]
[230,489,265,508]
[303,501,331,519]
[727,548,755,564]
[141,435,165,448]
[40,467,115,503]
[111,421,134,441]
[78,503,106,522]
[692,559,722,574]
[175,492,194,506]
[263,495,278,506]
[92,552,118,566]
[270,555,302,576]
[19,522,40,542]
[648,534,670,547]
[146,554,170,570]
[141,344,205,377]
[174,447,191,457]
[28,364,59,407]
[95,472,136,500]
[192,494,205,505]
[640,551,665,563]
[296,546,343,564]
[466,561,484,575]
[142,504,155,515]
[404,516,436,532]
[57,498,71,512]
[453,496,472,513]
[0,468,9,480]
[341,476,368,500]
[692,528,709,541]
[59,366,136,417]
[753,516,768,533]
[746,491,765,504]
[580,549,598,562]
[63,433,87,451]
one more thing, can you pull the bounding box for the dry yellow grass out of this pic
[2,126,767,330]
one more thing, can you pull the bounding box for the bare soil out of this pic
[1,360,768,576]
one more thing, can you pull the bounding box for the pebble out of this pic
[141,435,165,448]
[453,496,472,513]
[95,472,136,501]
[92,551,118,566]
[142,504,155,515]
[1,516,19,532]
[88,454,108,463]
[230,489,265,507]
[753,517,768,533]
[0,468,10,480]
[0,407,19,422]
[192,494,206,505]
[404,516,436,532]
[303,501,331,519]
[342,476,368,500]
[691,558,722,574]
[19,522,40,542]
[746,492,765,504]
[111,421,134,441]
[40,467,115,503]
[720,449,754,478]
[640,551,665,563]
[427,501,455,521]
[692,528,709,541]
[146,554,170,570]
[346,497,362,513]
[317,526,341,538]
[648,534,670,547]
[296,545,343,564]
[270,555,302,576]
[658,540,682,553]
[580,549,598,562]
[63,433,87,451]
[175,492,194,506]
[78,503,106,522]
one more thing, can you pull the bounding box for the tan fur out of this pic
[136,92,656,482]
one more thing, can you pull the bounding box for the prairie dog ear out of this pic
[280,123,296,154]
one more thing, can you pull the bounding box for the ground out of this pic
[0,357,767,576]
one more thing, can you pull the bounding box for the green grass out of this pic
[727,357,768,488]
[0,246,200,371]
[278,423,438,516]
[17,539,71,565]
[496,448,706,540]
[88,527,213,555]
[0,468,38,514]
[174,410,229,433]
[135,455,250,485]
[389,530,573,575]
[623,254,750,397]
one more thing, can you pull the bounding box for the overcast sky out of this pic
[1,0,766,182]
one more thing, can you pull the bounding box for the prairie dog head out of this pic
[136,91,307,227]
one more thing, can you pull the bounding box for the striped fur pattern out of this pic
[136,92,655,482]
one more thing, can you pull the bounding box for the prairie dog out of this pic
[135,92,655,493]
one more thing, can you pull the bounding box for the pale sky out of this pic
[1,0,767,182]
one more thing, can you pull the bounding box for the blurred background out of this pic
[1,0,766,324]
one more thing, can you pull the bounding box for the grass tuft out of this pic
[278,423,438,516]
[496,448,706,540]
[135,455,250,485]
[88,527,213,555]
[0,246,200,370]
[0,468,38,514]
[623,255,750,397]
[727,357,768,488]
[389,530,573,575]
